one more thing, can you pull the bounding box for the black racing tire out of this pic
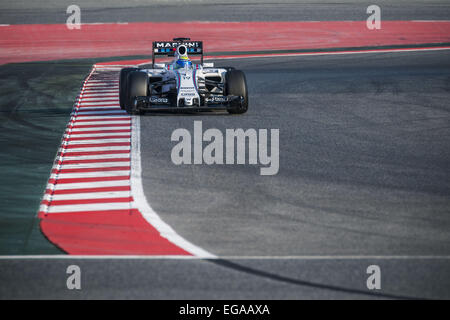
[225,70,248,114]
[127,71,148,114]
[119,68,138,110]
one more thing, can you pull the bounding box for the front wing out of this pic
[133,95,244,111]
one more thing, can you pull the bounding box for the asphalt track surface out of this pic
[142,51,450,258]
[1,0,450,299]
[1,50,450,299]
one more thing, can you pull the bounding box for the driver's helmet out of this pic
[176,55,192,69]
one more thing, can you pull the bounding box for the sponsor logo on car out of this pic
[156,42,201,48]
[150,97,169,104]
[207,96,227,103]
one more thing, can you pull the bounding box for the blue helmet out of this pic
[176,56,192,68]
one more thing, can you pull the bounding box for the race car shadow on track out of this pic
[208,259,424,300]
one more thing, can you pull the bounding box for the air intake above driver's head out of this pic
[178,45,187,56]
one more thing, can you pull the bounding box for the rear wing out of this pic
[152,38,204,66]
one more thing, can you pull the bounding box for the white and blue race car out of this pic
[119,37,248,114]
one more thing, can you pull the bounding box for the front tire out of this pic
[119,68,138,110]
[225,70,248,114]
[127,71,148,115]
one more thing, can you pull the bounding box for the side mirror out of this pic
[203,62,214,68]
[154,63,165,69]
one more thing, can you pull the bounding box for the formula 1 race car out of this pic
[119,37,248,114]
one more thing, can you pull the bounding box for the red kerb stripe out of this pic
[73,108,123,113]
[68,123,130,129]
[77,104,120,107]
[52,166,130,174]
[61,142,130,149]
[71,113,128,118]
[68,129,131,135]
[57,157,130,165]
[58,150,130,156]
[63,135,131,141]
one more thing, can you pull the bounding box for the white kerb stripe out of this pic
[75,110,126,115]
[60,154,130,161]
[63,133,131,138]
[80,97,119,102]
[48,191,132,201]
[68,121,130,126]
[80,90,118,95]
[50,170,130,179]
[55,162,131,169]
[78,101,120,106]
[48,180,130,190]
[63,139,131,145]
[60,147,130,152]
[44,202,133,214]
[67,128,131,133]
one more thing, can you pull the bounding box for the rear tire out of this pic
[119,68,138,110]
[127,71,148,115]
[225,70,248,114]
